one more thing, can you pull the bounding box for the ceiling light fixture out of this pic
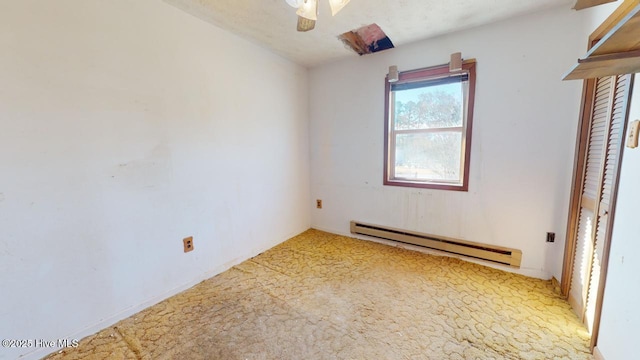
[285,0,351,32]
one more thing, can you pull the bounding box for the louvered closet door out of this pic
[568,74,632,332]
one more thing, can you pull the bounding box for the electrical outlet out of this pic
[316,199,322,209]
[546,232,555,243]
[183,236,194,253]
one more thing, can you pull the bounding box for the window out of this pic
[384,60,476,191]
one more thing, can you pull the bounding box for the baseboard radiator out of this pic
[350,221,522,268]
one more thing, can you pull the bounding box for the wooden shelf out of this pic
[573,0,616,11]
[564,3,640,80]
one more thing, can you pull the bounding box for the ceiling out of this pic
[163,0,574,67]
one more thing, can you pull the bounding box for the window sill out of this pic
[384,179,468,192]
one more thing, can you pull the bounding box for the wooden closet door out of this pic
[568,76,612,322]
[568,73,632,332]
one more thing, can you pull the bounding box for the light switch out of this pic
[627,120,640,149]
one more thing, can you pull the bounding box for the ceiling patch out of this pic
[339,23,394,56]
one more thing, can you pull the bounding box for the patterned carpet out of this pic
[46,229,592,359]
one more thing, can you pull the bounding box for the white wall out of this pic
[0,1,309,359]
[578,3,640,358]
[309,6,585,279]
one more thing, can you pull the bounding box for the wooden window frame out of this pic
[383,60,476,191]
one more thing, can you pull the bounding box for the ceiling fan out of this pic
[285,0,351,32]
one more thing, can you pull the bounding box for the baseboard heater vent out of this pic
[350,221,522,268]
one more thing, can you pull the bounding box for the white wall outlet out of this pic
[627,120,640,149]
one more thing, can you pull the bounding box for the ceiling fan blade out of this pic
[329,0,350,16]
[297,16,316,32]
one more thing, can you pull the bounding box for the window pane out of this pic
[393,82,463,130]
[394,132,462,182]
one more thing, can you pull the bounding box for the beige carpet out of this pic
[46,229,592,359]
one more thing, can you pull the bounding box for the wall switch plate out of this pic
[316,199,322,209]
[627,120,640,148]
[183,236,194,253]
